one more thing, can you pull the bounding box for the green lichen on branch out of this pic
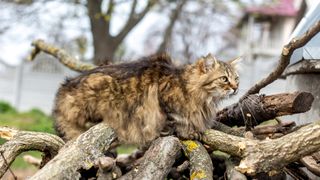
[182,140,213,180]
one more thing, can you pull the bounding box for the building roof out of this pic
[289,2,320,64]
[246,0,298,17]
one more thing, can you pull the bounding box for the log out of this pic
[182,140,213,180]
[202,120,320,175]
[215,91,314,127]
[300,155,320,176]
[29,123,116,180]
[225,158,247,180]
[0,127,64,178]
[119,136,181,180]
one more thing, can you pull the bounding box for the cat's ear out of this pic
[204,53,219,68]
[228,56,242,68]
[195,58,207,74]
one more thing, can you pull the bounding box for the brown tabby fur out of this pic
[53,54,239,145]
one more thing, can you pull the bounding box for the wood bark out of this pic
[29,123,116,180]
[29,39,96,72]
[182,140,213,180]
[225,158,247,180]
[0,127,64,178]
[300,155,320,176]
[215,91,314,127]
[119,136,181,180]
[202,121,320,175]
[242,20,320,98]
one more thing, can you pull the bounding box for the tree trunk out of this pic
[86,0,156,65]
[86,0,115,65]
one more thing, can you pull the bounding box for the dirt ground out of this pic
[2,169,36,180]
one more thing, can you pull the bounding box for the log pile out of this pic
[1,19,320,180]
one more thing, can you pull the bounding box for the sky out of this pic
[0,0,238,66]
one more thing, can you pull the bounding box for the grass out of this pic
[0,101,54,170]
[0,101,137,170]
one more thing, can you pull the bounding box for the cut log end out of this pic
[292,92,314,113]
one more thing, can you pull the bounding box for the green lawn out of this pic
[0,101,137,170]
[0,101,55,169]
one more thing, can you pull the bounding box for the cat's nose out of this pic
[230,83,238,94]
[232,88,238,95]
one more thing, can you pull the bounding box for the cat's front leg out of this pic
[175,124,202,141]
[169,114,202,140]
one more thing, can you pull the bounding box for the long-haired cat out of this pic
[53,54,240,145]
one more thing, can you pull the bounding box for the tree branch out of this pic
[115,0,157,44]
[119,136,181,180]
[0,127,64,178]
[28,39,96,72]
[241,20,320,99]
[202,121,320,175]
[215,91,314,127]
[182,140,213,180]
[29,123,116,180]
[105,0,115,34]
[157,0,187,53]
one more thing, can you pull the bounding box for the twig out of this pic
[177,161,189,172]
[28,39,96,72]
[241,20,320,99]
[0,151,17,180]
[300,155,320,176]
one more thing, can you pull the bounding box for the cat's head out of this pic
[190,54,240,99]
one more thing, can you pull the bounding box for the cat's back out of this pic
[61,54,176,91]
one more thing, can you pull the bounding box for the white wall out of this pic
[0,65,78,114]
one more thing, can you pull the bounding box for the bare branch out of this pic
[28,39,96,72]
[157,0,187,53]
[115,0,157,44]
[105,0,115,33]
[202,121,320,175]
[29,123,116,180]
[182,140,213,180]
[119,136,181,180]
[225,158,247,180]
[242,20,320,99]
[300,155,320,176]
[0,127,64,178]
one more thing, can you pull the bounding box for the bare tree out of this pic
[87,0,158,64]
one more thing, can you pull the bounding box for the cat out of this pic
[53,53,240,145]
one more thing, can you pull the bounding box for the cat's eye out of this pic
[221,76,228,82]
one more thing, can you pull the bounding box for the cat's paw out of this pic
[177,131,202,141]
[187,132,202,141]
